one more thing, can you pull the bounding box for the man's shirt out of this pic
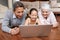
[2,10,27,33]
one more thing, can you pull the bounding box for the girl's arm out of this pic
[24,18,30,25]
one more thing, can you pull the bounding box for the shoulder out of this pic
[26,18,30,21]
[36,18,41,22]
[49,11,56,19]
[4,9,13,19]
[25,18,30,25]
[36,18,39,21]
[49,11,55,16]
[5,9,13,16]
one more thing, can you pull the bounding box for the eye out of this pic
[17,12,20,13]
[46,11,48,13]
[21,11,24,13]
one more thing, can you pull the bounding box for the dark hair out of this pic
[29,8,38,14]
[13,1,25,11]
[25,8,38,19]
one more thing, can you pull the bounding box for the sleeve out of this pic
[2,10,11,33]
[50,12,58,27]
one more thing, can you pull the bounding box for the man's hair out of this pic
[13,1,25,11]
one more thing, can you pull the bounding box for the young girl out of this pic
[25,8,41,25]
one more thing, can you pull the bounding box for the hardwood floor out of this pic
[52,16,60,40]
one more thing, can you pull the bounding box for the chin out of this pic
[18,17,21,19]
[32,19,36,21]
[44,16,47,17]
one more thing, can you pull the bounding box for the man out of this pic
[38,4,58,27]
[2,1,27,35]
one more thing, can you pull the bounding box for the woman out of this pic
[38,4,58,27]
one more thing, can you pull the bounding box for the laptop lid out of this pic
[19,25,52,37]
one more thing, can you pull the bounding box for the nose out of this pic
[33,16,37,18]
[43,13,48,15]
[44,13,47,14]
[19,13,23,16]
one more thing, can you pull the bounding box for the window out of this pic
[57,0,60,3]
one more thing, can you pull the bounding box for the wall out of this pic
[0,0,8,23]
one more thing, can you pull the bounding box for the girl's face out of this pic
[41,9,50,18]
[30,10,38,21]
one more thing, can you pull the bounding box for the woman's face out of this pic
[30,10,38,21]
[14,7,24,19]
[41,9,50,18]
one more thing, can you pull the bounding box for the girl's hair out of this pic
[25,8,38,19]
[13,1,25,11]
[29,8,38,14]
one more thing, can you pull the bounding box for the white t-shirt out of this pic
[38,10,57,26]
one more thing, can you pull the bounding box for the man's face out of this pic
[14,7,24,19]
[41,9,50,18]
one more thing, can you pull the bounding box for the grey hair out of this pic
[41,4,51,11]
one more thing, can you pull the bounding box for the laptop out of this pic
[19,25,52,37]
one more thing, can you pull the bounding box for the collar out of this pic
[13,13,16,18]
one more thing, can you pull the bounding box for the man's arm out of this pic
[2,10,11,33]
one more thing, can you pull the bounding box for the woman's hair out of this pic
[29,8,38,14]
[13,1,25,11]
[41,4,51,11]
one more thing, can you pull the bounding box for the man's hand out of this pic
[10,27,20,35]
